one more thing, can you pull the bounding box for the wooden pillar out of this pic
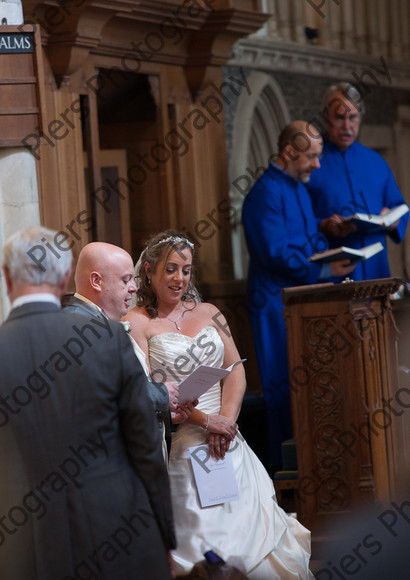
[325,2,342,50]
[290,0,306,44]
[377,0,390,57]
[265,0,281,39]
[276,0,292,42]
[367,0,381,56]
[399,0,410,59]
[353,0,368,55]
[35,84,91,264]
[341,0,355,52]
[389,0,401,60]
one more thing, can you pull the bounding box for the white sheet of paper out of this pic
[189,445,240,508]
[178,359,246,403]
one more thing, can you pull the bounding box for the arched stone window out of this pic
[229,72,290,279]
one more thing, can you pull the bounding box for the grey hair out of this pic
[322,82,365,118]
[3,226,72,286]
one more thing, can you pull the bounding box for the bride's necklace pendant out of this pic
[159,306,184,331]
[170,316,182,331]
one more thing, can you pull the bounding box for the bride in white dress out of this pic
[124,230,314,579]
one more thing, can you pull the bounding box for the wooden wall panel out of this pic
[9,1,264,286]
[0,26,45,146]
[35,82,90,289]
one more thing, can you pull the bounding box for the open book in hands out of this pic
[178,359,246,403]
[343,203,409,232]
[308,241,384,264]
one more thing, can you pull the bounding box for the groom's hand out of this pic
[171,400,197,424]
[165,382,179,411]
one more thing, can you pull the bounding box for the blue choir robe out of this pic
[307,139,408,282]
[242,164,328,466]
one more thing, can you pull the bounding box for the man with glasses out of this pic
[242,121,355,472]
[307,82,408,282]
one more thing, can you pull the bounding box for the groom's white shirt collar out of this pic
[11,293,61,311]
[74,293,108,319]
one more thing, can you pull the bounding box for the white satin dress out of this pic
[148,326,314,579]
[125,331,169,461]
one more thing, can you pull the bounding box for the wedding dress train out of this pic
[148,326,313,579]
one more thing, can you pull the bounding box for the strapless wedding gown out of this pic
[148,326,313,579]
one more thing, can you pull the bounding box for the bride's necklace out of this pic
[158,305,185,331]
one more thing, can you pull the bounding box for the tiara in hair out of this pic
[152,235,194,249]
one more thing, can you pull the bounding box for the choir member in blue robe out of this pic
[307,82,408,282]
[242,121,355,470]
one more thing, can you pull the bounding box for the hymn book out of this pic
[344,204,409,232]
[308,242,384,264]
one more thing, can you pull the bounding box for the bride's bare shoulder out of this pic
[192,301,222,316]
[123,305,146,321]
[122,306,151,331]
[185,301,224,323]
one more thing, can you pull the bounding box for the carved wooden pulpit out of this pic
[282,278,406,534]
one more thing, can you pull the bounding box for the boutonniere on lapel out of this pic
[120,320,131,333]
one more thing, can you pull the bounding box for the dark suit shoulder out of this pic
[62,295,98,316]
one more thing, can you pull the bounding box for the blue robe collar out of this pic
[269,161,299,186]
[323,137,359,156]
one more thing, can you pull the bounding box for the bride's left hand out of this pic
[208,432,233,460]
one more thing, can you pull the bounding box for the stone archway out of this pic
[229,71,291,279]
[0,149,40,321]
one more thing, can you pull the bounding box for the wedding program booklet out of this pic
[308,241,384,265]
[344,203,409,232]
[189,445,240,507]
[178,359,246,403]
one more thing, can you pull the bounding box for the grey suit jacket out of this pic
[0,302,175,580]
[62,293,107,318]
[63,295,170,416]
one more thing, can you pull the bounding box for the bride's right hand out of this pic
[207,414,238,440]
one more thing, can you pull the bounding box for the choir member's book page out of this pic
[178,359,246,403]
[189,445,240,507]
[308,242,383,265]
[344,203,409,232]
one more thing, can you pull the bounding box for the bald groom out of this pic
[0,227,176,579]
[63,242,177,451]
[64,242,137,321]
